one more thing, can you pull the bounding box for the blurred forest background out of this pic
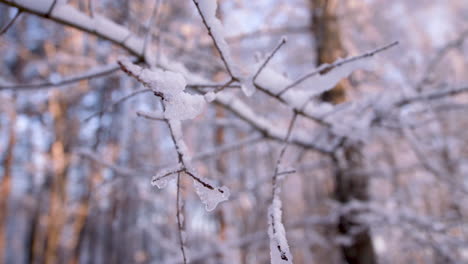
[1,0,468,263]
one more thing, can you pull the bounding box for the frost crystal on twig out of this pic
[193,177,230,211]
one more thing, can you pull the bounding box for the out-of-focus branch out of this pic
[396,86,468,107]
[0,9,21,35]
[252,37,287,82]
[142,0,161,58]
[192,0,238,80]
[0,62,123,90]
[84,88,151,122]
[0,0,333,154]
[277,41,399,96]
[176,174,187,264]
[415,28,468,91]
[226,25,312,43]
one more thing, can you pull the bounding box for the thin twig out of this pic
[83,88,151,122]
[213,78,235,93]
[415,28,468,91]
[252,37,287,82]
[46,0,58,17]
[268,111,298,263]
[226,25,312,43]
[187,83,240,89]
[136,110,165,121]
[0,9,21,36]
[88,0,94,17]
[272,112,298,193]
[142,0,161,59]
[176,173,188,264]
[396,86,468,107]
[192,0,238,80]
[0,62,124,90]
[277,41,399,96]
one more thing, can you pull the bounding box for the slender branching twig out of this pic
[142,0,161,60]
[83,88,151,122]
[252,37,287,83]
[176,173,188,264]
[277,41,399,96]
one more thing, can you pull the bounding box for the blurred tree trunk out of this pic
[44,92,73,264]
[310,1,377,263]
[0,97,17,264]
[69,87,107,264]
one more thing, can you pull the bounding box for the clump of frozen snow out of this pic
[119,59,205,121]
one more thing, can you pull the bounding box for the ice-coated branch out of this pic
[136,110,166,121]
[268,111,298,264]
[118,59,230,212]
[415,29,468,91]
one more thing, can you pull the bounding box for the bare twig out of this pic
[252,37,287,82]
[0,62,124,90]
[83,88,151,122]
[46,0,58,17]
[0,9,21,36]
[277,41,399,96]
[136,110,166,121]
[192,0,238,80]
[142,0,161,59]
[396,86,468,107]
[176,174,188,264]
[226,25,312,43]
[187,83,240,89]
